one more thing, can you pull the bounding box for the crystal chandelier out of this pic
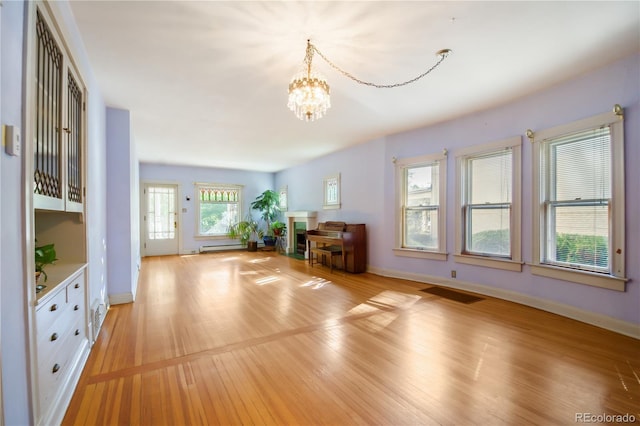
[287,40,452,122]
[287,40,330,122]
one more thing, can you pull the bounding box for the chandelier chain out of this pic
[309,42,450,89]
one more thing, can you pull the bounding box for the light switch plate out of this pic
[5,125,21,157]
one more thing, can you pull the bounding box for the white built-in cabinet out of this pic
[25,2,91,425]
[34,267,87,419]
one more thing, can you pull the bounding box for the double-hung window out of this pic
[195,183,242,237]
[455,137,522,271]
[394,152,447,260]
[531,110,626,290]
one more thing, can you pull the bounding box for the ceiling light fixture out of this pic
[287,40,452,122]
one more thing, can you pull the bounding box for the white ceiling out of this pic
[69,1,639,173]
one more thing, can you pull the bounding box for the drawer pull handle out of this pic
[50,304,58,312]
[75,329,80,336]
[74,283,80,289]
[50,333,58,341]
[52,364,60,374]
[74,305,79,311]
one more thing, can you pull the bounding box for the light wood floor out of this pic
[63,252,640,425]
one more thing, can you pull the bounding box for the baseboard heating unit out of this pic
[200,243,263,253]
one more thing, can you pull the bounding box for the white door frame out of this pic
[141,181,181,257]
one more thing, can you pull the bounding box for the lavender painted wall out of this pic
[277,54,640,328]
[86,96,109,311]
[275,138,386,266]
[139,163,274,254]
[106,108,140,299]
[1,2,30,424]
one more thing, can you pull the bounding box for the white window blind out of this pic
[464,149,512,257]
[543,126,611,272]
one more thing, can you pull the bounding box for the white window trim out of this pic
[530,110,626,291]
[394,151,448,260]
[453,137,522,271]
[194,182,243,238]
[323,174,341,210]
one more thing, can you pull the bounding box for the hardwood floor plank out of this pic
[62,252,640,425]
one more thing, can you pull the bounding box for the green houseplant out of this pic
[271,220,286,237]
[250,189,281,245]
[35,243,57,282]
[228,215,263,252]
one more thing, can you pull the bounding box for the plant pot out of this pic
[263,236,276,247]
[247,241,258,252]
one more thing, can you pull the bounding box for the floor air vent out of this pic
[420,286,484,304]
[91,302,108,343]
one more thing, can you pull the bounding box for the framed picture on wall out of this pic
[279,185,288,211]
[323,173,341,209]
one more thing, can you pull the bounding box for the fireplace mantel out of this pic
[284,211,318,256]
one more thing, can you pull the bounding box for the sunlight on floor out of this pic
[473,343,489,381]
[249,257,271,264]
[255,275,279,285]
[221,256,241,262]
[369,290,421,309]
[345,290,421,334]
[300,277,331,289]
[356,311,399,333]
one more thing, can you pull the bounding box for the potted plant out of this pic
[250,189,281,246]
[35,242,57,282]
[271,220,287,237]
[228,215,263,252]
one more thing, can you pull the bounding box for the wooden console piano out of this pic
[306,222,366,273]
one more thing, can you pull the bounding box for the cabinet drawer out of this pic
[66,276,84,305]
[37,344,71,416]
[35,289,67,338]
[37,316,86,416]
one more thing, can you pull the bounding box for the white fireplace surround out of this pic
[284,211,318,256]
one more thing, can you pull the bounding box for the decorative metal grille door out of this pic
[34,10,63,201]
[66,70,82,207]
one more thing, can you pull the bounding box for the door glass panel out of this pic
[147,186,176,240]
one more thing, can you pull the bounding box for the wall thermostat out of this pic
[5,125,21,157]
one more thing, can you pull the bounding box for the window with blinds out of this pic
[462,149,512,257]
[542,126,611,272]
[196,184,242,237]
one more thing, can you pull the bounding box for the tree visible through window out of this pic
[196,184,241,236]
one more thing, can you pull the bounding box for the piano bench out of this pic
[310,245,342,272]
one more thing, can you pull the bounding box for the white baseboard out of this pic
[367,266,640,340]
[109,292,134,305]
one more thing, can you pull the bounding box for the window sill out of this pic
[454,254,523,272]
[530,264,627,291]
[393,248,447,261]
